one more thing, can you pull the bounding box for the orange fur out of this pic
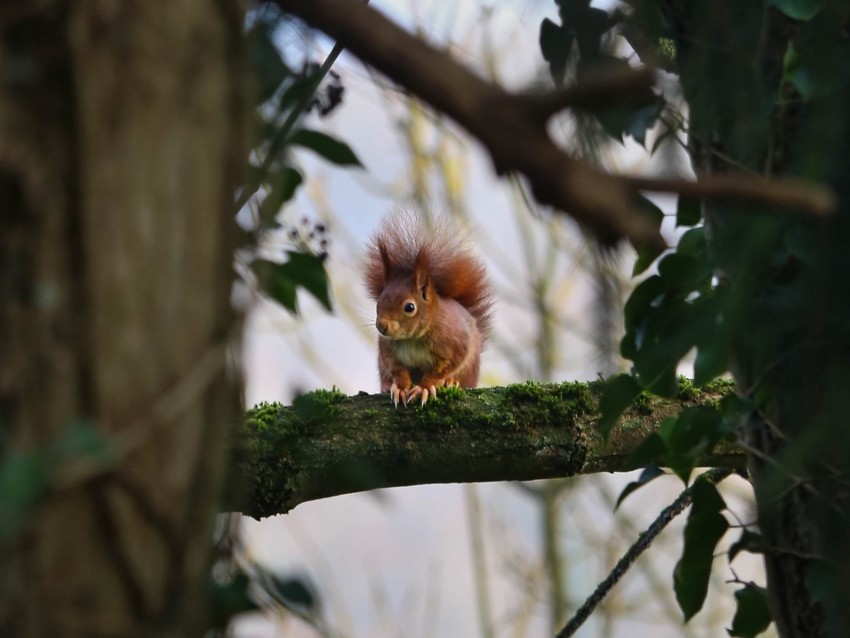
[364,213,493,405]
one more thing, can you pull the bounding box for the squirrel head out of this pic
[374,247,435,340]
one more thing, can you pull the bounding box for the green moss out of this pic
[677,376,699,400]
[702,377,735,395]
[634,390,654,414]
[657,37,677,63]
[292,387,349,423]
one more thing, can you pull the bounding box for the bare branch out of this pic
[271,0,834,247]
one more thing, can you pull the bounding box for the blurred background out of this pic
[232,1,768,636]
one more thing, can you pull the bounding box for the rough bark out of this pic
[228,382,745,518]
[0,2,243,636]
[661,4,850,637]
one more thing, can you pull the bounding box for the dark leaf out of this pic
[246,22,290,105]
[258,167,304,226]
[269,575,318,612]
[662,406,724,483]
[539,18,573,86]
[631,196,665,275]
[769,0,825,20]
[290,128,363,167]
[658,253,712,289]
[210,572,258,628]
[674,480,728,621]
[598,373,642,438]
[253,251,332,314]
[729,530,765,563]
[676,196,702,227]
[615,464,665,510]
[624,431,668,470]
[623,275,665,328]
[728,584,772,637]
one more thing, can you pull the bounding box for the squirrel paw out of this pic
[444,378,461,388]
[407,384,439,407]
[389,383,409,408]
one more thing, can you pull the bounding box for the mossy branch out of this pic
[226,380,744,518]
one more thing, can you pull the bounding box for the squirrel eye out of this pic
[403,301,416,315]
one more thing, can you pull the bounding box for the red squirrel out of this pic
[364,213,493,406]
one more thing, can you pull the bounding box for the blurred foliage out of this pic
[238,5,364,317]
[543,0,850,635]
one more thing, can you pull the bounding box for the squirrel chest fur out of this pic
[365,214,493,406]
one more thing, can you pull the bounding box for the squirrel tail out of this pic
[365,211,493,338]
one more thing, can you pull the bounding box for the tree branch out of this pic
[227,382,745,518]
[271,0,834,248]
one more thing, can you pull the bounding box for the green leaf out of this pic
[289,128,363,167]
[258,167,303,226]
[615,464,665,510]
[631,196,665,275]
[0,452,48,540]
[728,584,772,637]
[209,572,258,628]
[661,406,724,483]
[539,18,573,86]
[253,251,333,314]
[676,227,707,257]
[246,20,290,104]
[624,431,668,470]
[674,480,728,621]
[694,340,729,386]
[769,0,825,21]
[268,575,318,611]
[598,373,643,438]
[658,253,712,289]
[676,196,702,227]
[729,529,765,563]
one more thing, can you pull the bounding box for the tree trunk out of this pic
[665,4,850,637]
[0,2,243,636]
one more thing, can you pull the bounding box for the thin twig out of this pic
[555,468,733,638]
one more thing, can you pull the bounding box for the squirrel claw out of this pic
[408,384,439,407]
[389,383,407,408]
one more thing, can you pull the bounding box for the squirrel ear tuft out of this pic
[415,268,431,300]
[379,241,392,276]
[414,246,432,300]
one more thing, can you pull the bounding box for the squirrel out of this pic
[364,213,493,407]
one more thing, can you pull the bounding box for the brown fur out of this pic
[364,212,494,402]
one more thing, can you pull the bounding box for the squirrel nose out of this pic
[376,319,388,335]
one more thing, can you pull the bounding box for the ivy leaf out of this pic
[209,572,258,628]
[631,196,665,275]
[662,406,724,484]
[598,373,642,438]
[253,251,332,314]
[728,584,772,637]
[539,18,573,86]
[258,167,303,227]
[624,431,668,470]
[615,464,665,510]
[729,529,765,563]
[268,575,318,612]
[769,0,825,21]
[676,196,702,227]
[246,20,290,105]
[289,129,363,167]
[674,480,728,621]
[694,339,730,386]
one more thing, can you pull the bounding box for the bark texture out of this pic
[661,4,850,637]
[0,2,242,636]
[229,383,745,518]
